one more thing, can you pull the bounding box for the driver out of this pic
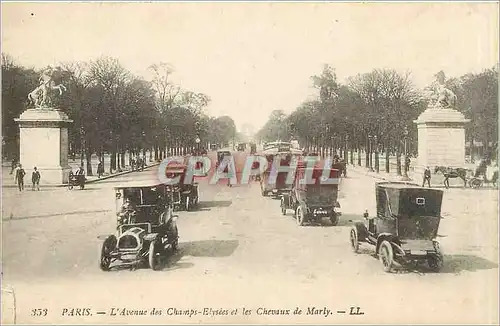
[117,196,137,225]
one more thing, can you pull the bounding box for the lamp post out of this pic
[401,126,411,181]
[80,127,85,168]
[368,135,374,171]
[365,134,370,168]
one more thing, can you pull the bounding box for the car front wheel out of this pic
[379,240,394,272]
[296,206,305,226]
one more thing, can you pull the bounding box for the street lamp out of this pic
[80,127,85,168]
[368,135,374,171]
[195,136,201,152]
[401,126,411,181]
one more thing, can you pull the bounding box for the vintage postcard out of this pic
[1,2,499,325]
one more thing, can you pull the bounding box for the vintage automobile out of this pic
[280,164,341,226]
[237,143,246,151]
[250,143,257,154]
[164,162,200,211]
[350,182,444,272]
[98,181,179,271]
[259,145,303,197]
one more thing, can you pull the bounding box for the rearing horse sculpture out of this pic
[434,166,468,189]
[27,67,67,108]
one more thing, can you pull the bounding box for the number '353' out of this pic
[31,308,48,316]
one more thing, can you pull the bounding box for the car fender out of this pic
[352,222,368,241]
[376,233,397,254]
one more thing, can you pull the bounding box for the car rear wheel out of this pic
[296,206,305,226]
[185,196,190,211]
[149,241,161,271]
[379,240,394,272]
[350,227,359,253]
[280,198,287,215]
[427,255,443,272]
[330,213,339,226]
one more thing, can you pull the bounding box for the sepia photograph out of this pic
[1,2,499,324]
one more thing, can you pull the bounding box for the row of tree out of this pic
[2,54,237,175]
[256,64,498,172]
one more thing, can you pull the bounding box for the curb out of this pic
[2,163,161,189]
[348,166,415,182]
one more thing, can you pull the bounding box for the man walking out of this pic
[32,167,41,191]
[15,164,26,191]
[422,166,431,187]
[97,160,104,178]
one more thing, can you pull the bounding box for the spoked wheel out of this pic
[194,189,200,207]
[261,185,268,197]
[330,213,339,226]
[280,198,287,215]
[171,225,179,252]
[350,227,359,253]
[379,240,394,272]
[295,206,305,226]
[149,241,162,271]
[428,255,443,272]
[99,235,116,271]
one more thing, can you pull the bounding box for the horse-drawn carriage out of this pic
[98,180,179,271]
[350,182,444,272]
[280,164,341,226]
[435,162,498,189]
[259,145,303,197]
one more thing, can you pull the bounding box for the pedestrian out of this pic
[75,165,86,189]
[405,156,411,173]
[10,159,16,175]
[32,167,41,191]
[15,164,26,191]
[422,166,431,187]
[97,160,104,178]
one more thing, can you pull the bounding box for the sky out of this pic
[2,2,498,132]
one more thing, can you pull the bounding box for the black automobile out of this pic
[350,182,444,272]
[281,164,342,226]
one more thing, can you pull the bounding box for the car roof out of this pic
[114,180,166,189]
[376,181,421,189]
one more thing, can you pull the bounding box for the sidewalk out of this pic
[348,164,416,183]
[2,162,161,189]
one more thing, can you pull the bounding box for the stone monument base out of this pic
[413,106,470,177]
[15,109,73,185]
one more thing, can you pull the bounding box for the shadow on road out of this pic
[179,239,239,257]
[198,200,232,209]
[160,240,239,272]
[440,254,498,273]
[361,252,498,275]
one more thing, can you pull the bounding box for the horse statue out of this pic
[434,166,468,188]
[27,66,67,109]
[426,71,457,109]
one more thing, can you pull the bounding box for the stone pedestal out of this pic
[14,109,73,184]
[413,106,470,181]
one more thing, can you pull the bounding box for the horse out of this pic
[434,166,468,189]
[27,80,67,108]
